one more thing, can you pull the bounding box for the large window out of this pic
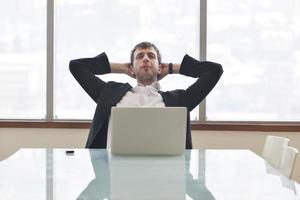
[1,0,300,122]
[54,0,200,120]
[0,1,46,119]
[206,0,300,121]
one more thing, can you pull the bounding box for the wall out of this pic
[0,128,299,182]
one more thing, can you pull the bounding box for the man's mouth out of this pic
[141,65,151,69]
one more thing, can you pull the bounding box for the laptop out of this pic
[110,107,187,156]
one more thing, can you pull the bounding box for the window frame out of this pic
[0,0,299,131]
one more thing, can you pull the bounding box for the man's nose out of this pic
[142,55,149,62]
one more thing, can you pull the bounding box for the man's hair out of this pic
[130,42,162,64]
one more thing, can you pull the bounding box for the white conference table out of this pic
[0,148,299,200]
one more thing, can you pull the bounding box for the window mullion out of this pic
[46,0,54,121]
[198,0,207,122]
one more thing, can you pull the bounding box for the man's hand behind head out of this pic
[157,63,169,81]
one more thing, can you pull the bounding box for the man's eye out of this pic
[136,54,143,59]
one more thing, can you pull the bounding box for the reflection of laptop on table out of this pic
[110,107,187,156]
[109,155,186,199]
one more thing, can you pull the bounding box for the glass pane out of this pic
[207,0,300,121]
[0,1,46,119]
[53,149,95,200]
[0,149,46,199]
[54,0,200,120]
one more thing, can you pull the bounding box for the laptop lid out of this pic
[110,107,187,156]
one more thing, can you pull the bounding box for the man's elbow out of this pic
[69,59,80,73]
[218,63,224,75]
[213,63,223,77]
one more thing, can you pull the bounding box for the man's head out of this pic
[130,42,162,85]
[130,42,162,64]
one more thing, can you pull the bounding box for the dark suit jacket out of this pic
[69,53,223,149]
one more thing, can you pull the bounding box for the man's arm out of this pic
[166,55,223,111]
[69,53,134,102]
[110,63,135,78]
[69,52,113,102]
[158,63,180,80]
[184,55,223,111]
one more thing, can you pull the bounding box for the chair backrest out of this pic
[279,146,298,178]
[262,135,290,168]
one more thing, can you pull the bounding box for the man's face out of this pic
[131,47,161,85]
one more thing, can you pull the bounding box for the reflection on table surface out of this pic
[0,149,299,200]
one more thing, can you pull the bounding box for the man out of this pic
[70,42,223,149]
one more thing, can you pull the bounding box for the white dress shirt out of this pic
[107,82,165,148]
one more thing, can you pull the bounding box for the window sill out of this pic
[0,121,300,132]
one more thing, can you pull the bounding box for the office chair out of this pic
[279,146,298,179]
[262,135,290,168]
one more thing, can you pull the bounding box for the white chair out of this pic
[279,146,298,178]
[262,135,290,168]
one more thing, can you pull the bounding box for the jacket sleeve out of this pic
[179,54,223,111]
[69,52,111,103]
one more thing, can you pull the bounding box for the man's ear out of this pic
[129,64,136,77]
[158,63,162,74]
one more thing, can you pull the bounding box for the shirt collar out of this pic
[137,81,161,90]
